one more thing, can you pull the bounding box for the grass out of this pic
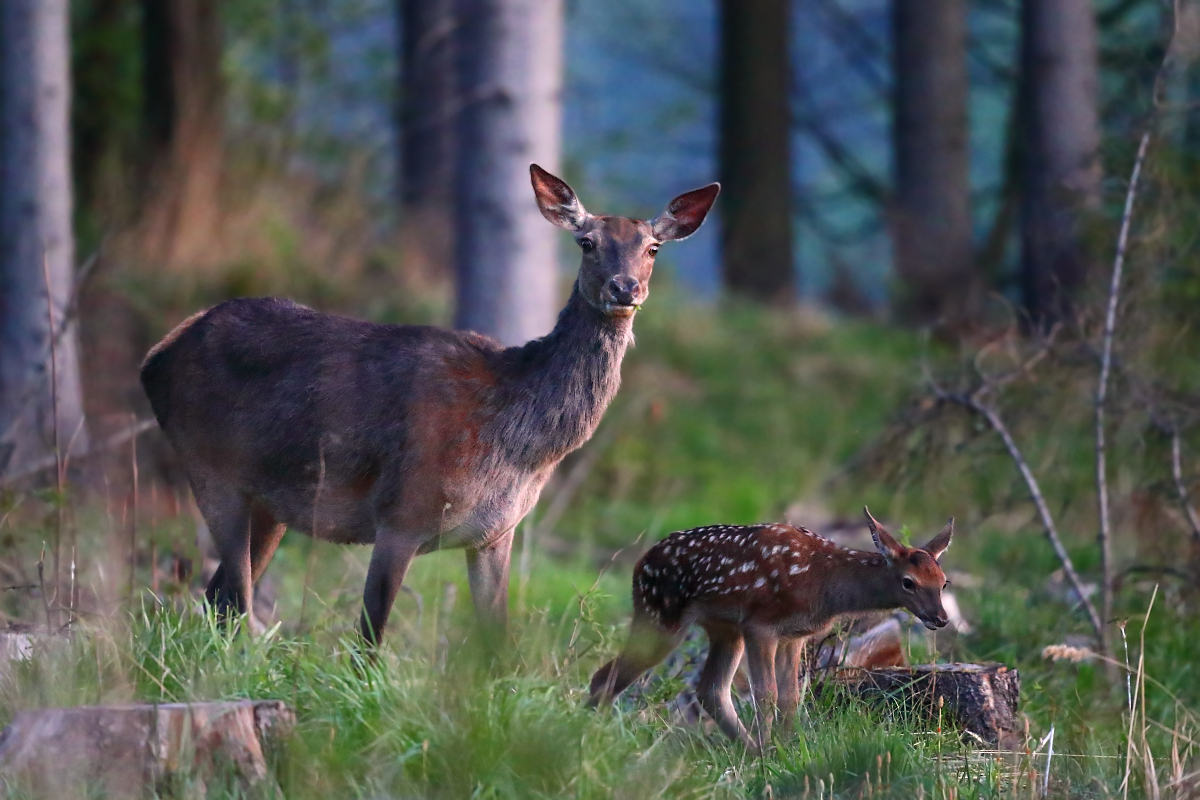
[2,293,1199,797]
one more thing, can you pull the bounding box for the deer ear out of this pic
[864,506,904,563]
[530,164,589,231]
[922,518,954,562]
[651,183,720,241]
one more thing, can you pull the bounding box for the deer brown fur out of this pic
[140,165,719,647]
[589,508,953,750]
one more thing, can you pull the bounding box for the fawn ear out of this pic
[922,518,953,562]
[530,164,589,231]
[864,506,904,563]
[651,183,720,241]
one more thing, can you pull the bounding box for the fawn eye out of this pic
[648,245,659,257]
[902,577,916,592]
[943,581,950,590]
[580,238,595,253]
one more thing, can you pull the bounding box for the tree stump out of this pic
[836,663,1021,748]
[0,700,294,797]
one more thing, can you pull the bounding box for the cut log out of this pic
[0,700,294,797]
[836,663,1021,748]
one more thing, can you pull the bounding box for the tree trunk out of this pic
[0,0,89,478]
[138,0,225,269]
[891,0,976,328]
[718,0,795,304]
[1019,0,1101,325]
[454,0,563,346]
[399,0,457,282]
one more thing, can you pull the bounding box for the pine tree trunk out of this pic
[0,0,89,478]
[1019,0,1101,325]
[891,0,975,328]
[718,0,795,304]
[399,0,457,282]
[454,0,563,346]
[138,0,225,269]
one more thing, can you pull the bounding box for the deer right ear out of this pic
[864,506,904,563]
[530,164,589,231]
[651,183,720,241]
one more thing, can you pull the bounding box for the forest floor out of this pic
[1,291,1197,798]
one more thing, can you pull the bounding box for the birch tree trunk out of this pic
[454,0,563,346]
[399,0,457,281]
[718,0,795,304]
[0,0,89,477]
[1019,0,1102,325]
[891,0,975,328]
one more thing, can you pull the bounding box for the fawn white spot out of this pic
[754,577,766,588]
[771,569,779,578]
[789,564,809,575]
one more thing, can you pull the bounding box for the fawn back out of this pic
[140,165,719,646]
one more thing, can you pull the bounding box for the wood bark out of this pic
[1019,0,1102,325]
[0,700,294,797]
[138,0,225,269]
[891,0,976,327]
[718,0,795,304]
[836,663,1023,748]
[453,0,563,346]
[399,0,457,280]
[0,0,89,478]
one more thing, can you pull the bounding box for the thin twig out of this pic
[42,253,63,627]
[128,415,139,600]
[0,418,157,487]
[1095,129,1153,652]
[1169,429,1200,543]
[933,383,1105,641]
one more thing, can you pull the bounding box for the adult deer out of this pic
[140,165,719,647]
[589,508,953,750]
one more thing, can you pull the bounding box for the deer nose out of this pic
[605,276,640,306]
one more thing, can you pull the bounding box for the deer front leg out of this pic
[743,628,780,748]
[359,531,423,647]
[698,625,753,749]
[465,528,515,651]
[775,637,806,730]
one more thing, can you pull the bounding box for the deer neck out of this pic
[496,282,633,467]
[818,552,896,620]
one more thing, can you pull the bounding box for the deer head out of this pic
[530,164,720,318]
[864,506,953,630]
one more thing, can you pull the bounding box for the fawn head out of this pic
[530,164,720,318]
[863,507,954,630]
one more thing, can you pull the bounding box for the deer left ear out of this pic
[651,183,720,241]
[922,518,954,562]
[864,506,904,564]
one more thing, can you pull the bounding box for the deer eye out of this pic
[902,577,916,592]
[648,245,659,257]
[580,238,595,253]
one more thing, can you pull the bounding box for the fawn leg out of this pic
[744,629,780,746]
[465,527,515,651]
[775,637,806,729]
[697,625,752,749]
[359,530,423,647]
[589,615,682,706]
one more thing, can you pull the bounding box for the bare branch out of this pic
[0,418,157,487]
[1170,430,1200,544]
[931,379,1105,642]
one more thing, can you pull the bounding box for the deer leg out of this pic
[775,637,806,730]
[697,625,752,749]
[207,504,287,595]
[744,629,780,747]
[359,531,423,647]
[465,528,515,651]
[588,615,682,706]
[195,485,252,620]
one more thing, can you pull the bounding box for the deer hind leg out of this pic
[697,624,752,749]
[193,481,252,620]
[588,615,682,707]
[775,637,806,730]
[743,629,780,748]
[206,504,287,602]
